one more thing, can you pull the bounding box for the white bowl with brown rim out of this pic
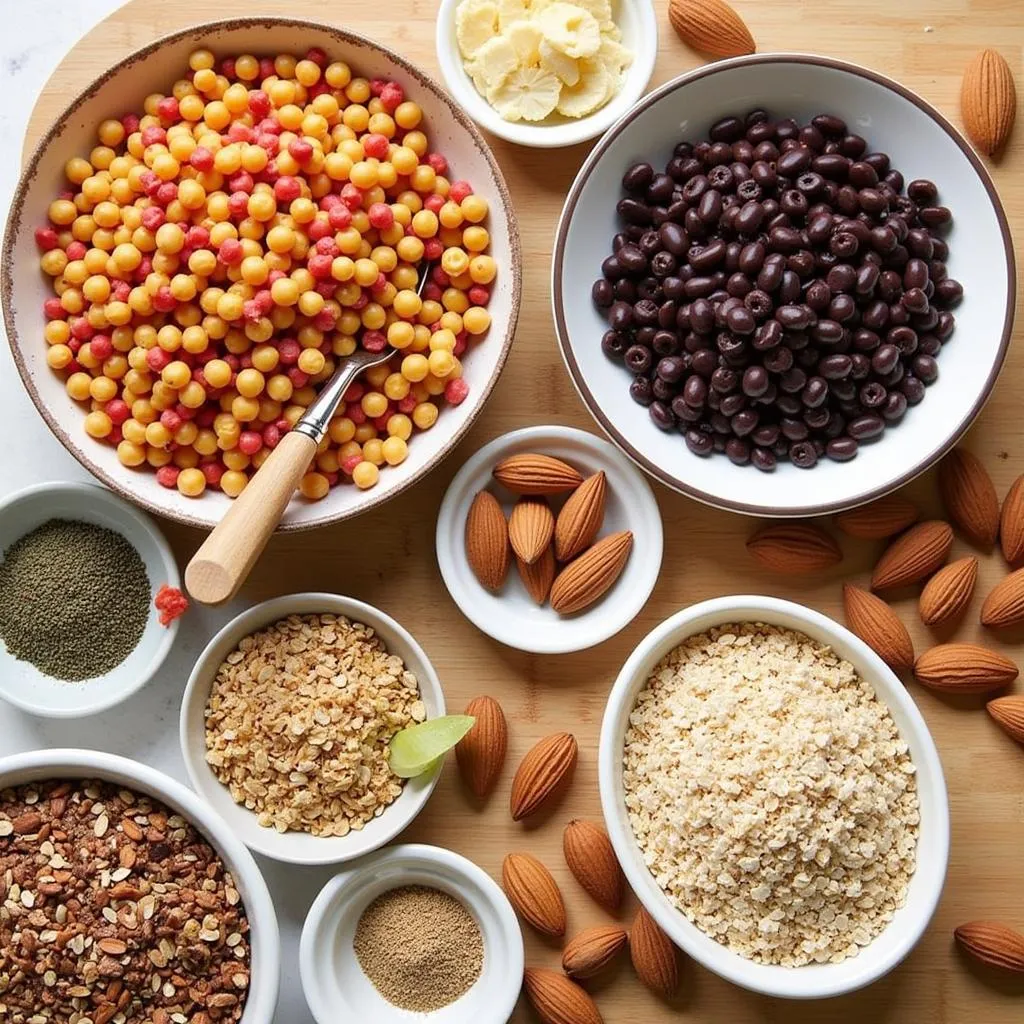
[599,595,950,999]
[180,592,446,866]
[2,17,521,533]
[0,747,280,1022]
[552,54,1015,518]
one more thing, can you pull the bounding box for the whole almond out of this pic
[509,497,555,565]
[919,557,979,626]
[493,453,583,495]
[746,523,841,574]
[999,475,1024,563]
[502,854,567,937]
[465,490,510,592]
[987,695,1024,744]
[842,584,914,670]
[961,49,1017,158]
[981,568,1024,629]
[954,921,1024,973]
[455,695,508,800]
[871,521,954,590]
[630,907,679,998]
[523,968,603,1024]
[835,494,919,540]
[563,819,624,913]
[517,545,556,605]
[510,732,578,821]
[562,925,629,981]
[913,642,1018,694]
[939,448,1000,549]
[667,0,755,59]
[555,471,607,562]
[550,531,633,614]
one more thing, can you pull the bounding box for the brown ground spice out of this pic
[353,884,484,1011]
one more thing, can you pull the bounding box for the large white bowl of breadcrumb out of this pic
[599,595,949,999]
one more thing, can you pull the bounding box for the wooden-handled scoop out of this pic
[184,345,395,605]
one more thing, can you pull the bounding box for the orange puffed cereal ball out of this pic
[300,472,330,500]
[352,461,379,489]
[412,402,439,430]
[177,467,206,496]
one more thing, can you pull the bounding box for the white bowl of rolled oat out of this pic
[180,593,446,866]
[599,596,950,999]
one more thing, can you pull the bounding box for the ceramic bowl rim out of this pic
[179,591,446,865]
[551,51,1016,518]
[0,747,280,1021]
[2,15,522,533]
[0,480,180,717]
[597,594,951,999]
[434,0,659,149]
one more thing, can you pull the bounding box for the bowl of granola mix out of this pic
[598,596,949,999]
[0,747,279,1023]
[180,592,445,866]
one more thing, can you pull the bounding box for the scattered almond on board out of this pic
[630,907,679,998]
[510,732,578,821]
[871,521,953,591]
[503,852,567,937]
[842,584,914,671]
[523,967,603,1024]
[999,475,1024,562]
[667,0,755,59]
[465,454,631,613]
[954,921,1024,973]
[746,522,842,574]
[563,819,624,913]
[455,695,508,800]
[960,48,1017,158]
[562,925,628,980]
[938,448,1000,549]
[914,643,1018,694]
[987,695,1024,745]
[919,557,978,626]
[835,494,919,540]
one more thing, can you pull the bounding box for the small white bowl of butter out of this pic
[436,0,658,148]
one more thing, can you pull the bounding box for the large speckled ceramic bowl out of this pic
[553,54,1014,518]
[3,18,521,532]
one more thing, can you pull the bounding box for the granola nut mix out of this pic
[0,779,250,1023]
[623,622,920,967]
[204,613,425,837]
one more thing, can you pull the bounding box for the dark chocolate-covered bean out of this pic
[826,437,858,461]
[848,414,885,440]
[649,401,675,430]
[629,377,653,406]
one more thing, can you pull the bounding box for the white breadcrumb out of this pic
[623,622,919,966]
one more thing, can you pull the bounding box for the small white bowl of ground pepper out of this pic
[300,843,524,1024]
[0,481,181,718]
[181,593,446,865]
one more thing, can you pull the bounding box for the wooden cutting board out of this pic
[24,1,1023,1020]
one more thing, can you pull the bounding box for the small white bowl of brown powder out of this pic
[299,843,524,1023]
[599,596,950,1000]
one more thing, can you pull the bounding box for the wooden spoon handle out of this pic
[184,430,317,605]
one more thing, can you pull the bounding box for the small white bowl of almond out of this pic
[436,0,658,147]
[436,425,663,653]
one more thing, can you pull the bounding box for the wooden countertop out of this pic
[25,0,1023,1020]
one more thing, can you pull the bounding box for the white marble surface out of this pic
[0,3,325,1019]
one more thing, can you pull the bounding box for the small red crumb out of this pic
[155,584,189,626]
